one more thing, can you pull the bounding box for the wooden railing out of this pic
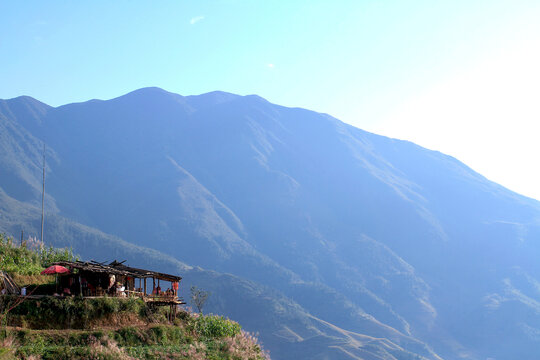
[143,294,178,302]
[74,288,183,304]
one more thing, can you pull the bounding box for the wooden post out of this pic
[153,278,155,294]
[144,278,147,295]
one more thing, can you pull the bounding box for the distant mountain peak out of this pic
[115,86,185,103]
[185,90,240,109]
[0,95,51,128]
[123,86,174,96]
[2,95,52,111]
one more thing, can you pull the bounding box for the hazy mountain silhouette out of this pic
[1,87,540,359]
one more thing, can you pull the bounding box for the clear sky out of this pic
[2,1,540,200]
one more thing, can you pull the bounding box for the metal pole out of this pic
[40,144,46,244]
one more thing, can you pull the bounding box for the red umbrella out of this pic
[41,265,69,275]
[41,265,70,294]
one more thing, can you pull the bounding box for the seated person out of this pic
[109,283,117,296]
[119,284,126,297]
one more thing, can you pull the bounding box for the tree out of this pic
[190,285,210,313]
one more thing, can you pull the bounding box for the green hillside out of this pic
[0,234,267,360]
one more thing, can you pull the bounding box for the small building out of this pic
[53,260,184,306]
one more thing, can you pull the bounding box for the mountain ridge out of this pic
[1,88,540,359]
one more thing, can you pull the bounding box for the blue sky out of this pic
[2,1,540,200]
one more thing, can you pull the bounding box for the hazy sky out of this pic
[2,1,540,200]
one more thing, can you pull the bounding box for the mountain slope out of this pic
[1,88,540,359]
[0,188,439,360]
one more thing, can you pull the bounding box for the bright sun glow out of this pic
[374,37,540,200]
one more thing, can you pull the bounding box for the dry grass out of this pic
[0,334,17,360]
[180,342,208,360]
[1,334,17,348]
[87,335,133,360]
[224,331,270,360]
[11,274,52,287]
[88,312,147,329]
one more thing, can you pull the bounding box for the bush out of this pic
[0,296,149,329]
[39,245,78,268]
[115,327,144,346]
[0,233,78,276]
[193,315,241,339]
[0,234,42,275]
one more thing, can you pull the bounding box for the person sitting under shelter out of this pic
[118,283,126,297]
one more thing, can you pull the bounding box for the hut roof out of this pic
[53,260,182,282]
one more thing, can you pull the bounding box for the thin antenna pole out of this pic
[40,143,46,244]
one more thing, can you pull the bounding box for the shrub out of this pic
[0,233,78,276]
[114,327,144,346]
[38,245,78,268]
[223,331,270,360]
[193,314,241,339]
[0,296,149,329]
[0,234,42,275]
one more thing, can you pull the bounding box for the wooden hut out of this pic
[52,260,183,305]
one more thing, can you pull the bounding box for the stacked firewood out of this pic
[0,271,20,295]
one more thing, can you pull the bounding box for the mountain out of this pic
[1,87,540,359]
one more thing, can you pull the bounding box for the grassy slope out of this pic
[1,305,266,360]
[0,237,265,360]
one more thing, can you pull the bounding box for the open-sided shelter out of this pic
[52,260,183,305]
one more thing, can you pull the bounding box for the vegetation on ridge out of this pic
[0,309,267,359]
[0,234,269,359]
[0,233,77,277]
